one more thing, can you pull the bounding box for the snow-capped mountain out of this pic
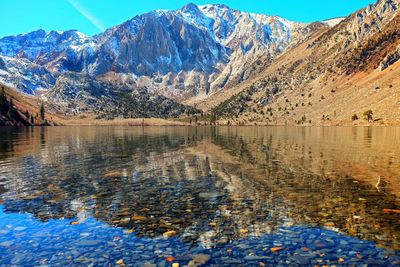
[0,55,55,94]
[0,29,92,61]
[0,3,333,98]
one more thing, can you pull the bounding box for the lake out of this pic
[0,126,399,266]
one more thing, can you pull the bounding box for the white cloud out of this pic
[66,0,106,31]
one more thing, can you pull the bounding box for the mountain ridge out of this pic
[0,3,332,98]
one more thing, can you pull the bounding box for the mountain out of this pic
[210,0,400,125]
[0,4,328,101]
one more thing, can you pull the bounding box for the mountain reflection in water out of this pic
[0,126,399,266]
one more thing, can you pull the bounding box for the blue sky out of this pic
[0,0,376,38]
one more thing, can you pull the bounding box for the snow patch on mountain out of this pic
[0,30,94,62]
[0,55,55,94]
[322,17,345,27]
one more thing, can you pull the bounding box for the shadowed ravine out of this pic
[0,126,399,266]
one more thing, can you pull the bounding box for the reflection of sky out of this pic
[0,205,399,266]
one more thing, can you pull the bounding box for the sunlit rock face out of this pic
[0,4,321,99]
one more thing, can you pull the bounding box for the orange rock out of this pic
[116,259,125,266]
[166,257,176,262]
[271,247,284,253]
[259,262,266,266]
[239,229,248,234]
[324,222,335,227]
[132,216,147,221]
[138,208,150,212]
[104,171,124,178]
[348,229,357,235]
[163,230,177,238]
[339,258,345,263]
[71,221,80,225]
[383,209,400,214]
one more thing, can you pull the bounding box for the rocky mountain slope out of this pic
[210,0,400,125]
[0,84,57,126]
[0,4,328,101]
[0,85,31,126]
[47,72,199,120]
[0,55,55,95]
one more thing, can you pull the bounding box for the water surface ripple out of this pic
[0,126,399,266]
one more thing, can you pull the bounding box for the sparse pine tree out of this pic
[8,98,13,117]
[40,103,45,121]
[0,86,5,111]
[363,110,373,122]
[210,112,218,125]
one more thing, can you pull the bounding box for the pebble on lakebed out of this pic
[188,254,211,266]
[163,230,177,238]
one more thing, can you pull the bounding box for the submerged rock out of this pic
[163,231,177,238]
[0,241,13,247]
[189,254,211,266]
[76,239,102,246]
[199,192,221,199]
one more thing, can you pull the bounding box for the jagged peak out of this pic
[181,2,199,11]
[180,2,204,16]
[24,29,47,38]
[0,29,89,41]
[198,3,232,10]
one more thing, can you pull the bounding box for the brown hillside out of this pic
[209,0,400,126]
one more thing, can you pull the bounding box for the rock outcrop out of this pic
[380,45,400,71]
